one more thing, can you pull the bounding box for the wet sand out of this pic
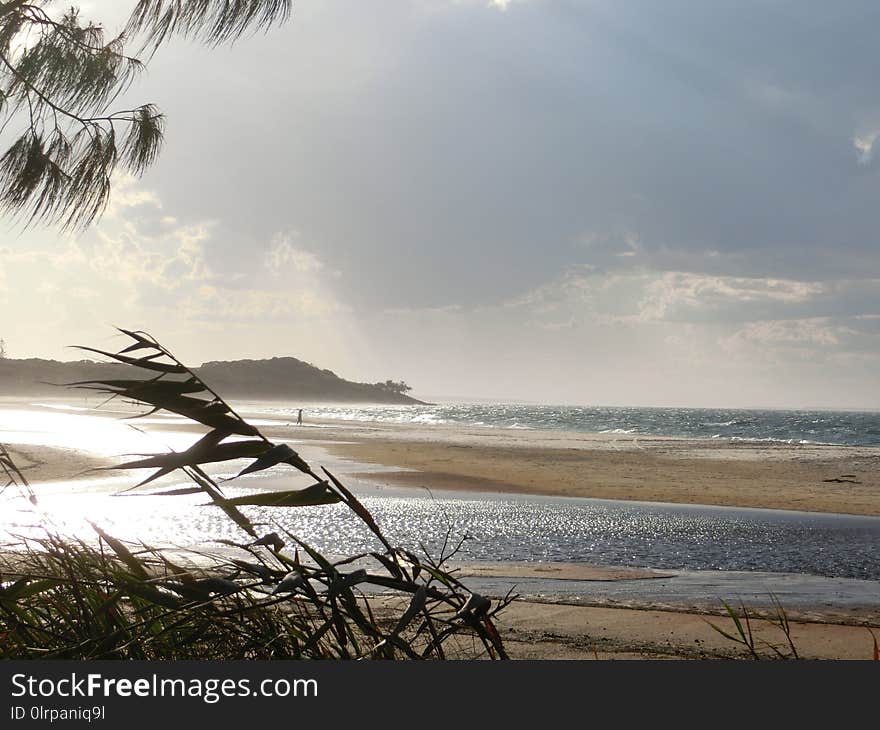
[6,400,880,516]
[277,419,880,658]
[273,419,880,516]
[279,419,880,658]
[4,402,880,659]
[2,443,115,484]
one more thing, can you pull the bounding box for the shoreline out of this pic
[2,443,116,484]
[3,402,880,659]
[4,399,880,516]
[264,417,880,517]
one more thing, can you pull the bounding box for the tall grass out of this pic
[0,329,510,659]
[707,597,880,660]
[706,597,799,660]
[1,441,36,505]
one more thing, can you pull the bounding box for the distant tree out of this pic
[0,1,292,229]
[0,338,5,358]
[375,379,412,396]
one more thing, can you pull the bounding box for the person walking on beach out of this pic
[297,409,303,426]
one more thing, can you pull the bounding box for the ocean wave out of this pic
[410,414,446,424]
[728,436,831,446]
[241,402,880,446]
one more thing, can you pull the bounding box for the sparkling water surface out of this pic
[8,475,878,581]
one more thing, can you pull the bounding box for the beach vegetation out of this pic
[375,380,413,396]
[707,597,802,660]
[0,328,510,659]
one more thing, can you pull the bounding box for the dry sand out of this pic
[275,419,880,516]
[4,404,880,659]
[442,562,879,659]
[497,599,879,660]
[268,419,880,658]
[279,419,880,658]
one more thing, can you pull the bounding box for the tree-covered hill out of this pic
[0,356,424,405]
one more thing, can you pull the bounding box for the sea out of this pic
[251,402,880,447]
[3,399,880,612]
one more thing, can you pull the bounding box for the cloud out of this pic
[1,175,359,366]
[361,262,880,406]
[265,232,325,275]
[636,272,826,322]
[853,131,879,165]
[178,285,342,323]
[501,267,834,329]
[103,174,164,216]
[722,318,846,350]
[79,181,345,325]
[5,1,880,408]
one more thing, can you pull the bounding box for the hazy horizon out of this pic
[3,351,878,411]
[2,1,880,410]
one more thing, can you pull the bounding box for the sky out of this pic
[1,0,880,408]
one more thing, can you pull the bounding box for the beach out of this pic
[3,399,880,659]
[285,417,880,658]
[276,418,880,516]
[8,409,880,516]
[3,443,113,484]
[495,601,879,660]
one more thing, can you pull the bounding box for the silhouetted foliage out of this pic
[0,328,510,659]
[375,379,413,396]
[0,1,291,229]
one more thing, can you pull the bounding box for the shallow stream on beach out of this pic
[6,472,880,615]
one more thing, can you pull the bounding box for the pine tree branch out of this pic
[0,1,291,228]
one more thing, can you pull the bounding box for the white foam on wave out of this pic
[410,414,446,424]
[728,436,829,446]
